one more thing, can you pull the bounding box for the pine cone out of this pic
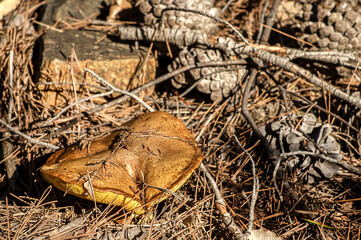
[136,0,246,101]
[136,0,220,34]
[294,0,361,53]
[260,113,342,184]
[168,48,246,101]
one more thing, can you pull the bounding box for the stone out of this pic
[37,30,156,106]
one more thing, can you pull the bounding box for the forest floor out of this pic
[0,0,360,239]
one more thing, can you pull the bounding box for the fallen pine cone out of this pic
[260,113,342,184]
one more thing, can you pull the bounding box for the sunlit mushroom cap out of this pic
[40,111,203,215]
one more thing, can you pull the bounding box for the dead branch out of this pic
[91,23,361,109]
[281,151,361,176]
[43,91,114,126]
[86,59,246,115]
[195,112,246,239]
[0,119,59,150]
[233,134,259,238]
[84,68,155,113]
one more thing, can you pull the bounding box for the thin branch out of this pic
[200,163,245,239]
[92,21,208,49]
[221,0,234,13]
[87,60,246,115]
[196,113,245,239]
[84,68,155,112]
[259,0,281,45]
[281,151,361,176]
[43,91,114,126]
[241,49,312,216]
[92,24,361,109]
[217,44,361,109]
[0,119,59,150]
[233,134,259,237]
[8,50,14,123]
[255,0,269,44]
[38,81,108,90]
[93,21,359,67]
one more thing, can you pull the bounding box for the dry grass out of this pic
[0,0,361,239]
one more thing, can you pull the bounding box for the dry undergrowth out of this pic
[0,0,361,239]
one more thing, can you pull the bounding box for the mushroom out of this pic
[40,111,203,215]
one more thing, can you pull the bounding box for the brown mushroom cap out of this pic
[40,111,203,215]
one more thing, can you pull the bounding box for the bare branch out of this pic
[281,151,361,176]
[43,91,114,126]
[0,119,59,150]
[91,23,361,109]
[87,59,246,115]
[233,134,259,237]
[84,68,155,113]
[196,112,245,239]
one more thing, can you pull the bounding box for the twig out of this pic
[8,50,14,123]
[240,18,313,216]
[259,0,281,45]
[286,49,358,65]
[273,127,286,202]
[93,24,361,108]
[196,113,245,239]
[3,49,17,182]
[87,60,246,115]
[255,0,269,44]
[217,43,361,109]
[43,91,114,126]
[93,21,359,67]
[38,81,108,90]
[200,163,245,239]
[92,21,208,48]
[233,134,259,238]
[221,0,234,13]
[242,70,275,157]
[32,20,63,33]
[281,151,361,176]
[84,68,155,112]
[0,119,59,150]
[144,183,183,201]
[286,90,360,133]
